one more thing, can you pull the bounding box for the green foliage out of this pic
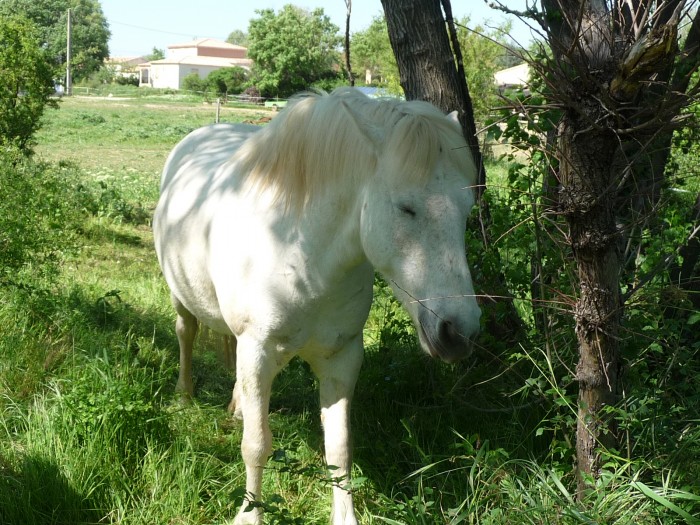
[145,46,165,61]
[350,16,401,93]
[207,66,248,96]
[226,29,249,47]
[0,151,85,284]
[456,17,517,126]
[0,14,58,150]
[181,72,207,94]
[482,52,700,503]
[59,341,173,469]
[248,5,342,97]
[0,0,110,82]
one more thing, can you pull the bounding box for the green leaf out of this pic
[633,481,700,524]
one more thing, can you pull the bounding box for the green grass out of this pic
[1,93,698,524]
[35,95,271,173]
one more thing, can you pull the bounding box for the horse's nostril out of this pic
[439,319,466,347]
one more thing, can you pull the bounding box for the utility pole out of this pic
[66,8,72,95]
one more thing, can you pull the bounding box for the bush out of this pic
[207,66,248,97]
[0,14,58,150]
[0,150,86,285]
[59,345,173,471]
[182,72,207,94]
[115,74,139,86]
[310,72,346,93]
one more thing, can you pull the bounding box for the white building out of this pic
[139,38,253,90]
[494,62,530,92]
[106,56,147,81]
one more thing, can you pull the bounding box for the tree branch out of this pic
[344,0,355,86]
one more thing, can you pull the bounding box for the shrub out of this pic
[207,66,248,97]
[0,150,85,285]
[59,346,173,471]
[115,74,139,86]
[182,72,207,94]
[0,14,58,150]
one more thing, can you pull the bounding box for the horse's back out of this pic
[159,123,258,193]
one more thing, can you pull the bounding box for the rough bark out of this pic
[558,118,622,491]
[541,0,624,495]
[379,0,482,171]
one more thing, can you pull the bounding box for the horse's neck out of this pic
[291,185,368,275]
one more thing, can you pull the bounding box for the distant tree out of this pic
[248,5,341,97]
[455,17,514,126]
[226,29,249,47]
[145,47,165,61]
[350,15,399,91]
[0,14,58,151]
[0,0,110,82]
[207,67,248,96]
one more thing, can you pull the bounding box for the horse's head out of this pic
[354,101,482,363]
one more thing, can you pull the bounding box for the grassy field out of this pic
[1,92,698,524]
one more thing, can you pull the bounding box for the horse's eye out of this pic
[398,204,416,217]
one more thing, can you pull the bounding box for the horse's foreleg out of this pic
[173,297,198,398]
[233,341,280,525]
[310,337,364,525]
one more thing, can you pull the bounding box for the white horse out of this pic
[153,88,481,525]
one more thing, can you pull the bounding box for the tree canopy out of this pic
[226,29,249,47]
[247,5,341,97]
[350,15,399,91]
[455,17,516,125]
[0,0,110,82]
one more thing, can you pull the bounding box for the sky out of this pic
[101,0,535,58]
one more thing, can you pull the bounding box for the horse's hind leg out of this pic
[172,295,198,398]
[222,334,237,370]
[223,335,243,419]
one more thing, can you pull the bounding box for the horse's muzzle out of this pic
[418,313,478,364]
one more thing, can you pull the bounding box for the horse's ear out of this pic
[341,101,384,148]
[447,110,460,123]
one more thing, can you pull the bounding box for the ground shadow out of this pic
[0,453,104,525]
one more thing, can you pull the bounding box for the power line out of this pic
[108,19,227,41]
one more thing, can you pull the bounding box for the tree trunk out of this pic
[558,118,622,494]
[344,0,355,86]
[539,0,698,496]
[539,0,626,495]
[379,0,481,167]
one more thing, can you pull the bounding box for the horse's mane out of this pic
[233,87,475,211]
